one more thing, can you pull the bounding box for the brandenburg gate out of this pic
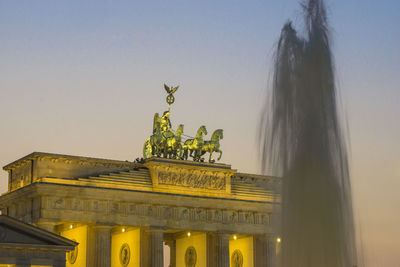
[0,85,280,267]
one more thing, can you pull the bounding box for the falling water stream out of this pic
[260,0,357,266]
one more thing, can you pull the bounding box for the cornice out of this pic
[233,172,281,184]
[3,152,136,171]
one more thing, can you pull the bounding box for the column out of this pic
[15,258,30,267]
[254,235,274,267]
[87,225,112,267]
[206,232,216,267]
[165,239,176,267]
[216,232,230,267]
[140,227,164,267]
[267,235,277,267]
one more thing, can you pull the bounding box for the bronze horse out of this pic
[181,125,207,161]
[200,129,223,163]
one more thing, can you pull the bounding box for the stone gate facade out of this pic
[0,152,280,267]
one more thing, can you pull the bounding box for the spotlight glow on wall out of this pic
[187,232,191,237]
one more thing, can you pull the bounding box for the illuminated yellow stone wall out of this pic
[61,225,87,267]
[229,236,254,267]
[111,228,140,267]
[176,233,206,267]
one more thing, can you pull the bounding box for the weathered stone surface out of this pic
[0,152,281,267]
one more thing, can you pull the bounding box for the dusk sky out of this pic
[1,1,399,266]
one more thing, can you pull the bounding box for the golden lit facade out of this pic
[0,152,280,267]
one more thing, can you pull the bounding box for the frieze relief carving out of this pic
[89,200,107,212]
[48,197,65,209]
[213,209,223,222]
[111,202,120,214]
[54,198,65,209]
[128,204,137,215]
[163,206,173,219]
[238,211,255,224]
[195,208,207,221]
[156,167,227,190]
[72,199,83,211]
[223,210,238,223]
[179,207,189,220]
[43,196,270,226]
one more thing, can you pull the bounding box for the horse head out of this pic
[176,124,184,136]
[196,125,208,137]
[211,129,223,140]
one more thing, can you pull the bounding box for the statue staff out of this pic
[164,84,179,111]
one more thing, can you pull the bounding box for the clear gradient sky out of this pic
[1,1,399,266]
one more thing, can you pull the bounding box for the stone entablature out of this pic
[0,183,274,235]
[3,152,136,193]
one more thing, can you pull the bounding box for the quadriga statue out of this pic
[142,84,223,162]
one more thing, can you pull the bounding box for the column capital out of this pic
[216,231,234,239]
[91,224,113,230]
[146,226,167,233]
[262,233,278,241]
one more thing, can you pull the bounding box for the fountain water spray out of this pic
[260,0,357,266]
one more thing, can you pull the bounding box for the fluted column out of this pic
[267,235,277,267]
[15,258,30,267]
[87,225,112,267]
[254,234,275,267]
[207,232,217,267]
[141,227,164,267]
[165,239,176,267]
[216,232,230,267]
[149,229,164,267]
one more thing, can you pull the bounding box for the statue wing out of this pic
[171,86,179,94]
[164,84,171,94]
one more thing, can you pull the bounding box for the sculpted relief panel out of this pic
[145,160,237,195]
[44,196,270,227]
[157,168,226,190]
